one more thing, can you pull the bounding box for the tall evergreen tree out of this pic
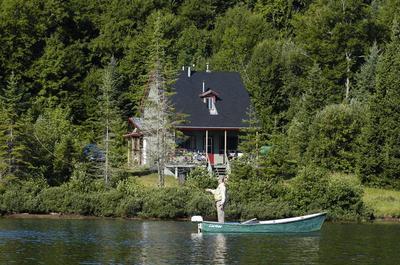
[140,14,178,187]
[246,39,308,133]
[211,5,274,72]
[98,56,126,185]
[357,20,400,188]
[293,0,382,101]
[353,42,380,101]
[239,104,267,161]
[0,72,27,179]
[286,63,330,166]
[32,107,77,185]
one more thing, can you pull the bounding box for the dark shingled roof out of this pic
[171,71,250,129]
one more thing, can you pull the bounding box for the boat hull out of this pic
[198,212,327,233]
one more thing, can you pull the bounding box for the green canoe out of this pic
[195,212,327,233]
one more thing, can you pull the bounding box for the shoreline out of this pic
[2,213,191,221]
[2,213,400,223]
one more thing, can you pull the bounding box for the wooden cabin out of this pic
[125,67,250,177]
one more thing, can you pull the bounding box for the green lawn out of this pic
[135,173,179,188]
[363,187,400,218]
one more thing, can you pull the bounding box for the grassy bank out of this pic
[136,174,178,188]
[363,187,400,218]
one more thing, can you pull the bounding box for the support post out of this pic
[205,130,208,155]
[224,130,227,163]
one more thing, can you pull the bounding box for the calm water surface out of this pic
[0,218,399,264]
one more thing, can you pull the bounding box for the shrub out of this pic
[185,190,215,217]
[286,165,329,214]
[0,178,47,213]
[287,165,367,220]
[324,173,365,220]
[140,187,189,218]
[37,186,68,213]
[63,192,99,215]
[95,190,124,217]
[185,167,217,190]
[305,103,365,173]
[116,195,144,217]
[227,167,292,220]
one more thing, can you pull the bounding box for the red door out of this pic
[206,136,214,165]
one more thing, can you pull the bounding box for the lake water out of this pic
[0,218,399,264]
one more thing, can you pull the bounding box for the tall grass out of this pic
[363,188,400,218]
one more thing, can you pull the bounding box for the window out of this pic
[207,97,213,109]
[207,97,218,115]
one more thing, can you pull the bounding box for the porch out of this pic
[166,128,242,177]
[126,128,242,178]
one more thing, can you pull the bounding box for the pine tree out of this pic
[32,107,76,185]
[286,63,330,166]
[293,0,382,101]
[353,42,380,101]
[357,19,400,188]
[97,56,126,185]
[140,13,179,187]
[239,104,267,161]
[0,72,27,179]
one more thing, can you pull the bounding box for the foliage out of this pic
[293,0,383,96]
[246,39,308,133]
[0,72,29,179]
[96,56,127,184]
[353,42,380,101]
[185,167,217,190]
[211,5,274,72]
[305,103,366,172]
[287,165,366,220]
[140,13,179,187]
[356,22,400,189]
[30,107,78,185]
[0,0,399,219]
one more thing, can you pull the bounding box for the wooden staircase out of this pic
[213,164,227,177]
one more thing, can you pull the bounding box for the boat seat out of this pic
[241,218,258,224]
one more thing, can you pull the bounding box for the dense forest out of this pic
[0,0,400,220]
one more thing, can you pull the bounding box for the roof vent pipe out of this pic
[188,66,191,77]
[202,81,206,103]
[206,63,211,73]
[182,66,185,71]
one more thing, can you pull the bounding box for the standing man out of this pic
[206,176,227,223]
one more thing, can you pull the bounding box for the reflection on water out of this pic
[190,233,227,265]
[0,219,398,264]
[213,234,227,264]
